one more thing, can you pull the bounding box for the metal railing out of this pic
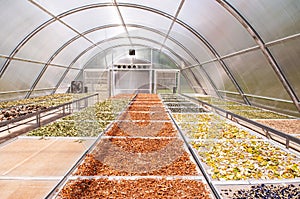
[182,94,300,152]
[0,93,98,138]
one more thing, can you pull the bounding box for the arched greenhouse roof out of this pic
[0,0,299,116]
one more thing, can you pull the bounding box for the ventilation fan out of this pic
[71,81,84,93]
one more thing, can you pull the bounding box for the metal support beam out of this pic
[113,0,133,46]
[216,0,300,112]
[159,0,185,51]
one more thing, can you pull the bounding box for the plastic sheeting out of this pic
[0,0,299,116]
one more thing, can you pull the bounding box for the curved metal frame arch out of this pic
[25,36,188,98]
[26,24,216,97]
[3,2,246,102]
[52,39,205,94]
[79,44,206,95]
[216,0,300,112]
[53,43,201,94]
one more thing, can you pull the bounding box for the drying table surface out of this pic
[0,136,94,199]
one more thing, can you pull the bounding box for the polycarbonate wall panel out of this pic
[136,49,151,63]
[187,67,209,94]
[268,38,300,99]
[180,72,195,93]
[223,93,244,104]
[30,90,53,98]
[100,38,131,50]
[70,47,104,69]
[32,0,109,15]
[0,58,6,72]
[61,6,120,32]
[85,53,111,69]
[178,0,256,56]
[86,26,127,43]
[223,50,291,100]
[248,97,299,117]
[170,23,215,63]
[0,92,26,101]
[181,69,198,93]
[51,37,92,66]
[115,70,150,90]
[202,62,238,92]
[127,27,165,44]
[0,60,42,91]
[111,47,132,64]
[164,39,197,66]
[153,64,177,70]
[130,39,161,49]
[183,68,207,94]
[117,0,181,16]
[57,69,80,92]
[35,66,69,89]
[152,51,177,69]
[159,50,183,68]
[119,7,171,34]
[16,22,77,62]
[0,1,50,55]
[229,0,300,42]
[189,67,216,96]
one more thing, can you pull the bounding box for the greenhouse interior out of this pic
[0,1,300,199]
